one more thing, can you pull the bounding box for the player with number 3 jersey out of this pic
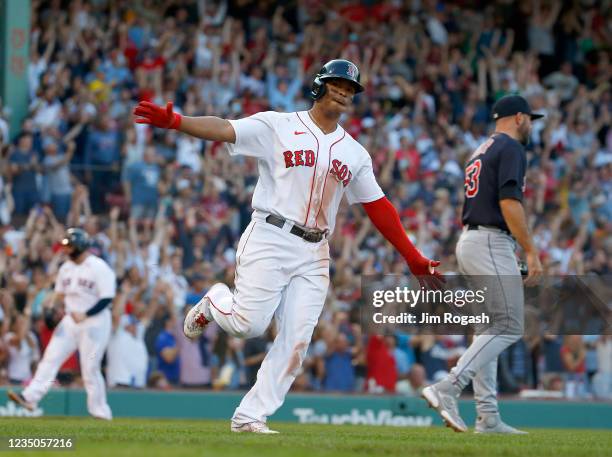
[422,95,544,434]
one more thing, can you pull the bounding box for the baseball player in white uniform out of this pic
[134,59,443,433]
[9,228,116,420]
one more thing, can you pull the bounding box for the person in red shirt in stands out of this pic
[561,335,587,399]
[561,335,586,374]
[366,334,397,393]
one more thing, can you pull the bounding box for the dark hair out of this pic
[16,132,32,144]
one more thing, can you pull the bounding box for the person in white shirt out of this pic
[30,88,62,131]
[106,314,149,388]
[134,59,442,433]
[0,111,9,145]
[4,314,40,384]
[106,284,153,389]
[8,228,116,420]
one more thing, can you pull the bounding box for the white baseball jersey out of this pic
[25,252,115,419]
[226,110,384,233]
[55,254,116,314]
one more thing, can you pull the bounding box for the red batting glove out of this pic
[133,101,182,129]
[406,255,445,290]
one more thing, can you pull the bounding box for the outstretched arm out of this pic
[362,196,443,289]
[133,101,236,143]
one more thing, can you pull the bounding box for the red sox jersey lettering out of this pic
[226,110,384,232]
[329,159,352,187]
[61,277,96,291]
[283,150,316,168]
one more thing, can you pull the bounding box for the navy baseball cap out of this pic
[492,95,544,120]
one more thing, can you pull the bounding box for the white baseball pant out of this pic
[206,212,330,424]
[23,310,113,419]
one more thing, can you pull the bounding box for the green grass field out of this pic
[0,417,610,457]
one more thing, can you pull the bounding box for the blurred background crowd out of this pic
[0,0,610,399]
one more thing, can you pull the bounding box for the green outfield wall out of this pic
[0,388,610,429]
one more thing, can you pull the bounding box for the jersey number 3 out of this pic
[465,159,482,198]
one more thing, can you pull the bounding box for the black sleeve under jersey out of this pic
[85,297,113,317]
[497,139,526,201]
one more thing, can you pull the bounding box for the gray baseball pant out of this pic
[450,227,524,414]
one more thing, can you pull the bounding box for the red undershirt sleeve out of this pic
[361,196,423,264]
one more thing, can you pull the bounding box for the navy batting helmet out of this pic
[310,59,364,100]
[61,228,90,258]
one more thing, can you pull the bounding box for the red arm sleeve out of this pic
[362,197,441,278]
[362,196,421,263]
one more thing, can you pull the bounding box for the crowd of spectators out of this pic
[0,0,610,399]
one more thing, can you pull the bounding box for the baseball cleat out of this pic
[230,421,279,434]
[183,296,212,339]
[7,390,36,412]
[475,414,528,434]
[422,382,468,433]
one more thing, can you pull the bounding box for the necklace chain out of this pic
[308,110,334,134]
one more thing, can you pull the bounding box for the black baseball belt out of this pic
[467,224,511,236]
[265,214,326,243]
